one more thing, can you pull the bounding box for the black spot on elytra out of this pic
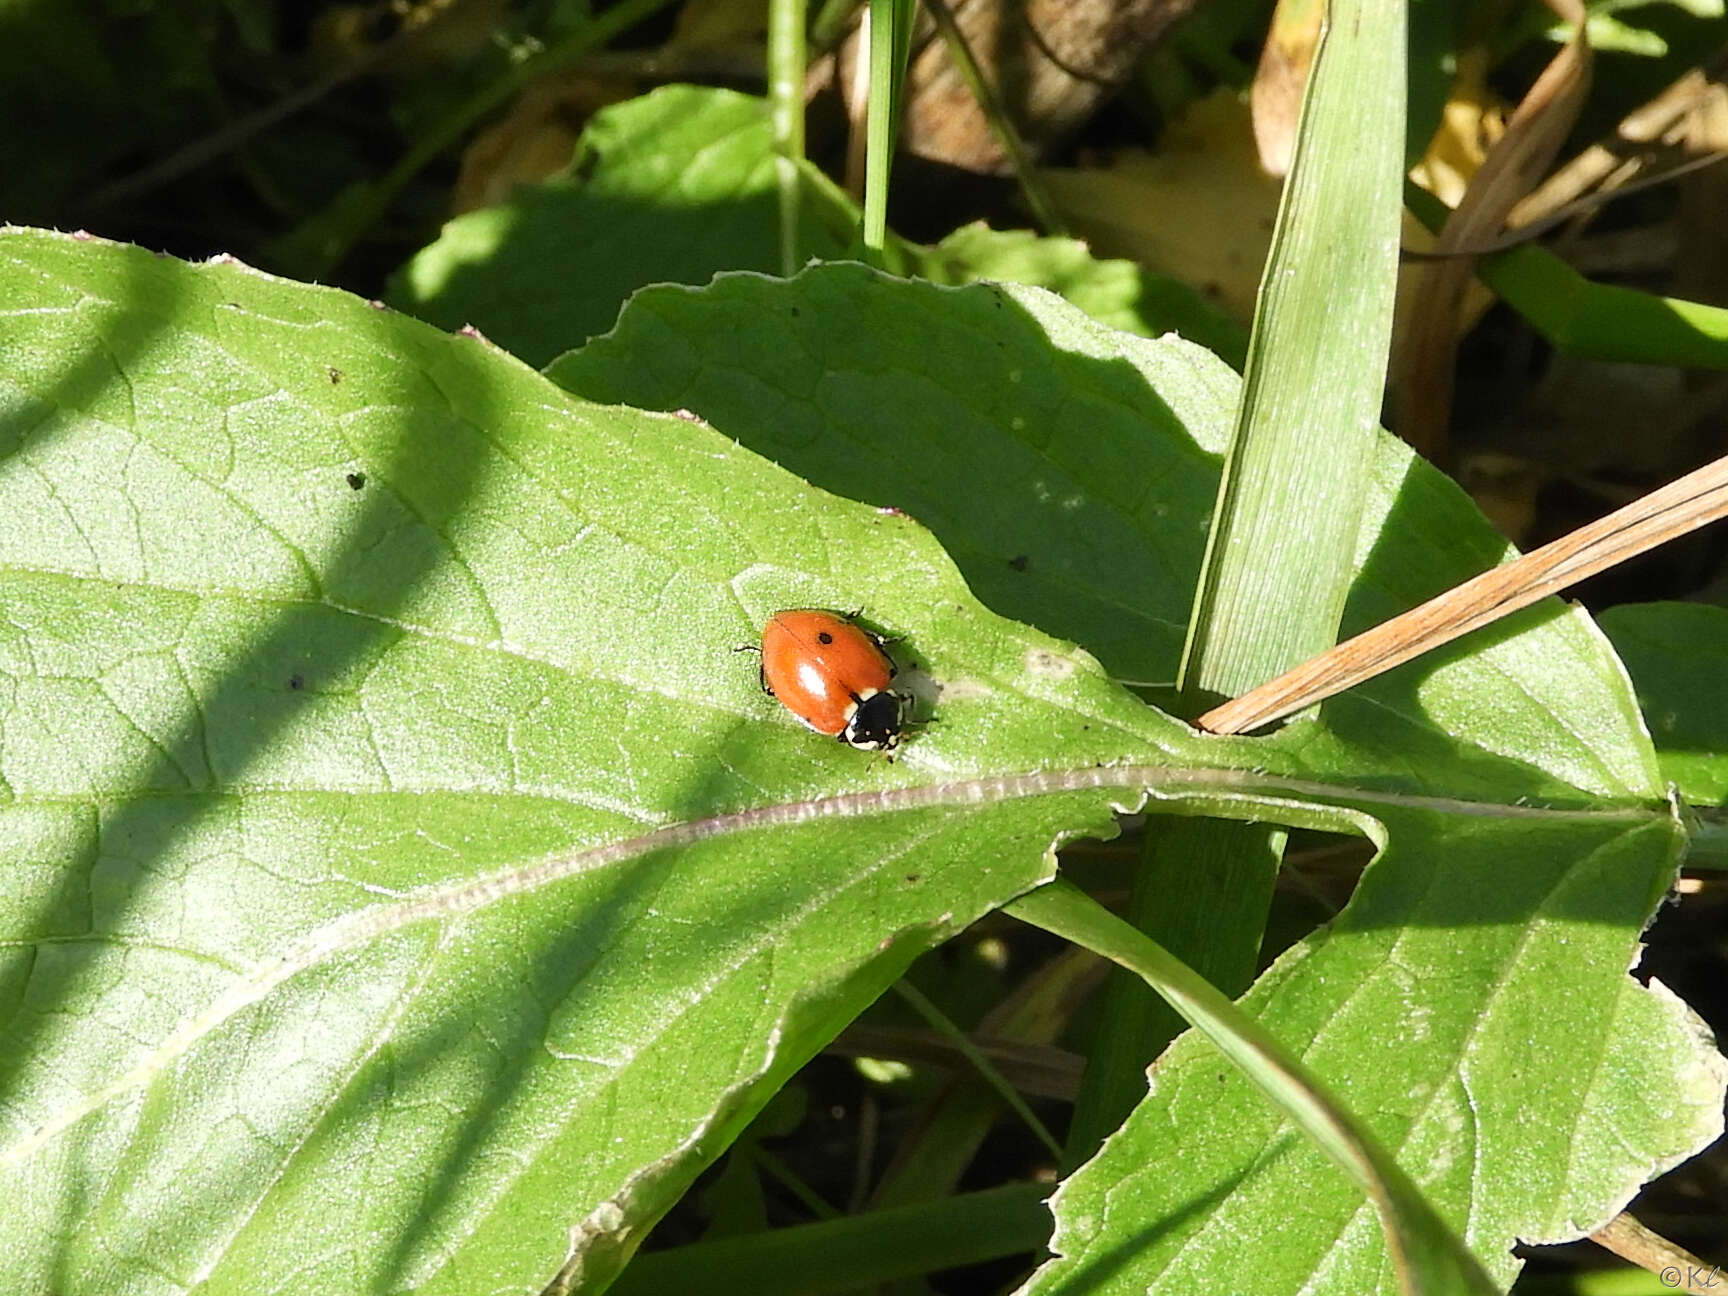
[817,631,833,644]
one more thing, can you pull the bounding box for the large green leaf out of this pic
[0,231,1718,1295]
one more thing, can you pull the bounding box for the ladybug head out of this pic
[841,690,906,752]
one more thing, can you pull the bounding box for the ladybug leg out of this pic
[854,620,905,674]
[865,626,905,658]
[732,643,773,695]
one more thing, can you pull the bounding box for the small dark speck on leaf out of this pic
[328,367,343,383]
[904,874,920,884]
[790,306,800,317]
[346,472,366,490]
[287,674,305,691]
[1008,554,1030,572]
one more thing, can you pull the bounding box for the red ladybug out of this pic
[757,609,909,751]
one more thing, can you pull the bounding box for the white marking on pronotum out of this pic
[0,766,1662,1166]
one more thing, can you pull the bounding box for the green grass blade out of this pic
[892,981,1063,1160]
[768,0,809,277]
[1182,0,1406,691]
[1405,186,1728,369]
[921,0,1065,234]
[862,0,915,257]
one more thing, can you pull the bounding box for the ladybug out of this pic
[757,609,909,752]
